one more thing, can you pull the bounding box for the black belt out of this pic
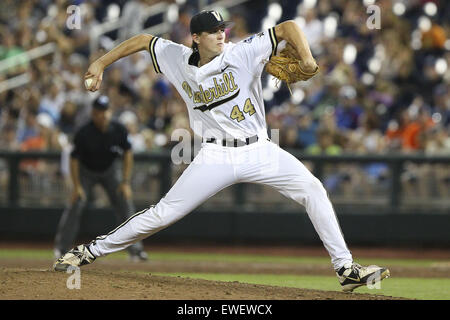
[204,135,259,147]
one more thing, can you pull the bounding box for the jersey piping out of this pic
[268,27,278,59]
[149,37,162,74]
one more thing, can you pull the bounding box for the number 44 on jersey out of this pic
[230,98,256,122]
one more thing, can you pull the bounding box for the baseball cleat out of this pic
[336,262,390,292]
[53,244,96,272]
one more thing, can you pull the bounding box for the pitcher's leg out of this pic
[88,148,237,257]
[246,143,352,270]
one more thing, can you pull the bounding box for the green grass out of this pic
[151,272,450,300]
[0,248,444,268]
[0,249,54,259]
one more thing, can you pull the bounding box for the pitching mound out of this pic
[1,266,400,300]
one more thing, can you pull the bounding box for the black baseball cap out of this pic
[93,95,109,110]
[190,10,234,34]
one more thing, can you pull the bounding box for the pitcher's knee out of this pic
[138,201,186,235]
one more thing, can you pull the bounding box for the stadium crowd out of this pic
[0,0,449,200]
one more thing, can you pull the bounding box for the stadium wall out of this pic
[1,207,449,247]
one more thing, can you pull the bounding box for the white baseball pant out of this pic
[88,139,353,270]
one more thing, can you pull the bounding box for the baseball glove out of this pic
[265,43,319,87]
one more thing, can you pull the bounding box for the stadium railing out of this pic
[0,150,448,213]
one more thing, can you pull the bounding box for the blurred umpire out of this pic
[54,95,147,262]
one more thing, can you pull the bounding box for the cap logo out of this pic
[211,11,222,21]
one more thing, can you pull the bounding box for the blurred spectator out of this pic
[424,125,450,155]
[119,110,147,153]
[19,112,58,173]
[39,80,66,123]
[334,86,363,131]
[0,29,29,76]
[297,111,318,149]
[421,21,447,51]
[431,84,450,127]
[16,108,40,143]
[306,129,342,155]
[119,0,152,41]
[351,110,385,154]
[0,124,20,151]
[228,13,250,42]
[281,126,302,149]
[170,7,193,46]
[119,52,148,95]
[401,98,435,152]
[300,8,323,54]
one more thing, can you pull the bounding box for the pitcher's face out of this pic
[194,27,226,56]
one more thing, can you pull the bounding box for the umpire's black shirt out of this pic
[71,120,131,172]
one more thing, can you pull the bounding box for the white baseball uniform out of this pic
[88,28,353,270]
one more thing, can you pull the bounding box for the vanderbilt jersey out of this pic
[148,28,279,141]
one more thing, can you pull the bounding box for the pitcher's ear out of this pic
[192,33,201,45]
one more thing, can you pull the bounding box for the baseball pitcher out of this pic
[54,10,389,292]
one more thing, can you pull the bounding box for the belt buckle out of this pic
[222,139,239,147]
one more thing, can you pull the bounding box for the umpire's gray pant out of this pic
[54,163,144,256]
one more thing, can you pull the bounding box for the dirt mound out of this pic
[0,267,401,300]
